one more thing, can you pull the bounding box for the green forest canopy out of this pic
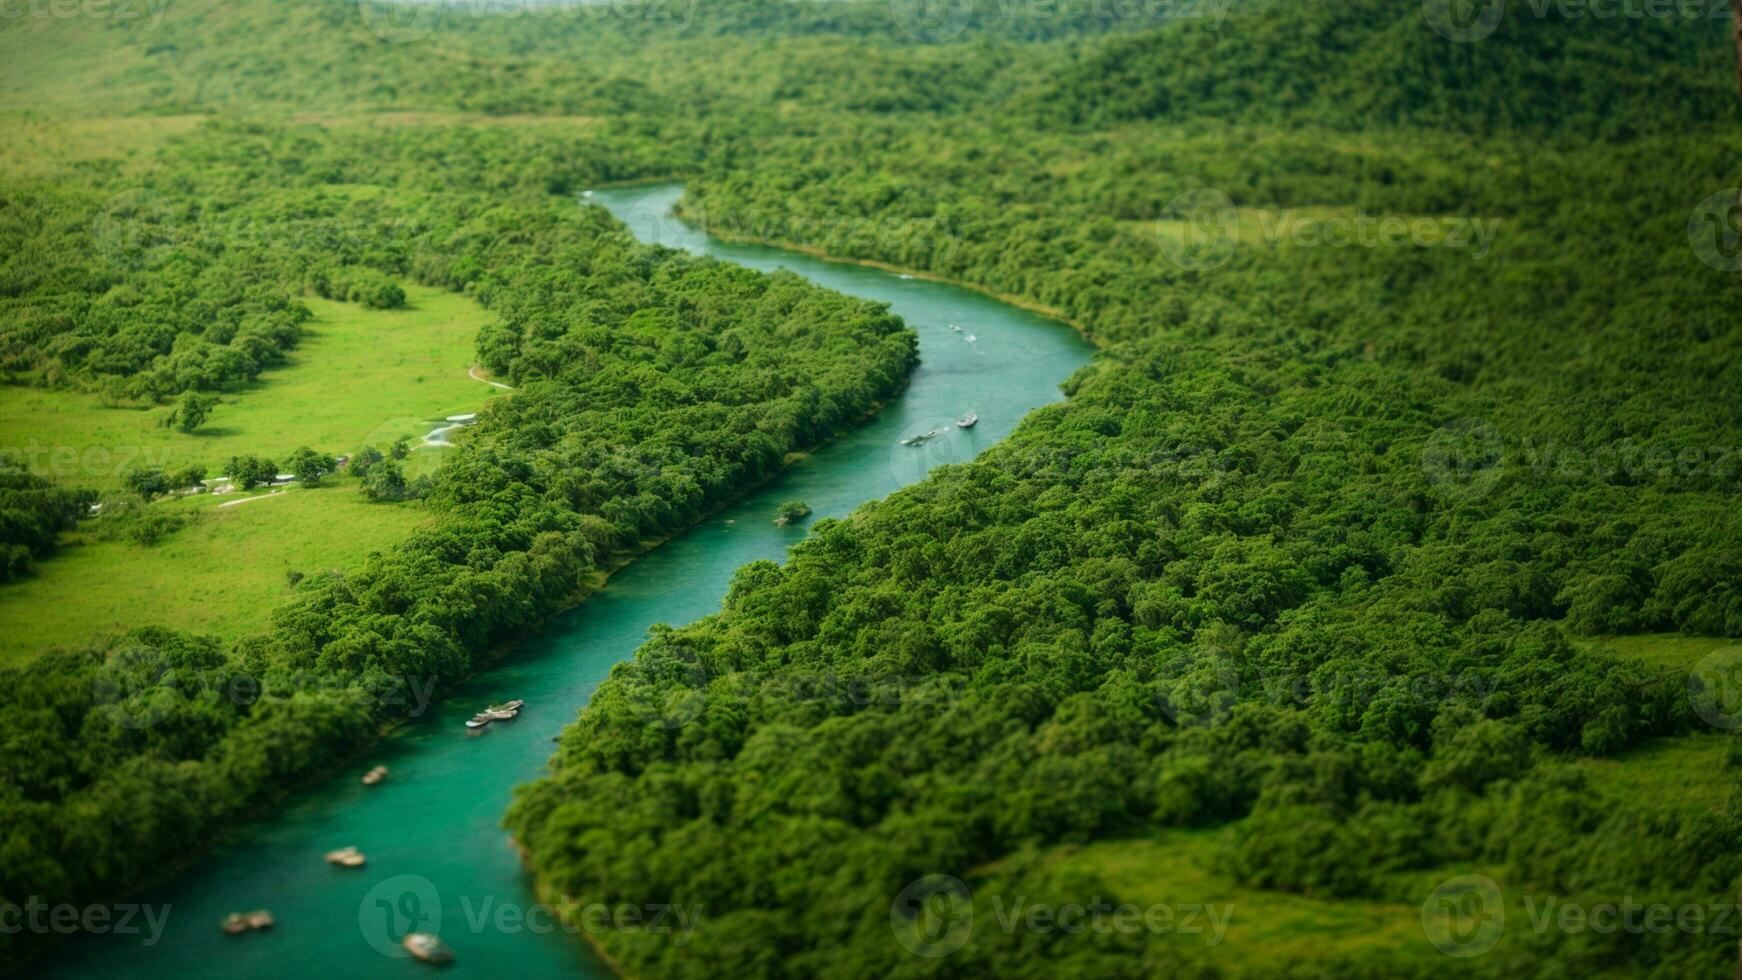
[1,0,1740,974]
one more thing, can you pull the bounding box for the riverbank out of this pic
[668,199,1106,349]
[41,184,1093,980]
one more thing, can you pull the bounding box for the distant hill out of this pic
[1032,0,1738,137]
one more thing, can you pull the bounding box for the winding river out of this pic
[45,184,1094,979]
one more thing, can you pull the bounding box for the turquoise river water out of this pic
[44,184,1094,978]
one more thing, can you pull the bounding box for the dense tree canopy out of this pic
[2,0,1740,974]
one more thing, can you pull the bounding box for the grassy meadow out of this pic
[0,481,431,663]
[0,284,501,662]
[0,284,501,493]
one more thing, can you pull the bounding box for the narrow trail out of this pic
[217,491,286,508]
[468,364,514,390]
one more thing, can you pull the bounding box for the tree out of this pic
[389,436,413,461]
[170,464,207,492]
[121,466,168,501]
[349,445,385,479]
[361,459,409,501]
[774,500,812,526]
[225,455,277,491]
[285,447,336,486]
[164,392,218,434]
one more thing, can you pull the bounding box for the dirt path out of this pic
[218,491,286,509]
[469,365,514,390]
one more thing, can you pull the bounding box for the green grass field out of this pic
[971,832,1448,975]
[0,481,430,663]
[1577,633,1735,671]
[1573,632,1739,817]
[0,285,503,663]
[0,284,502,493]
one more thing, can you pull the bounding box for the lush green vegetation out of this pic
[2,0,1740,975]
[0,55,916,967]
[0,463,90,583]
[0,185,913,966]
[504,4,1742,979]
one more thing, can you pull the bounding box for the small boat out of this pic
[948,323,962,332]
[221,910,274,935]
[502,699,526,710]
[324,846,366,867]
[956,413,978,429]
[403,932,454,964]
[964,334,977,343]
[465,713,492,729]
[361,765,388,786]
[485,708,518,721]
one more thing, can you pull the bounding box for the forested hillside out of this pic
[1,0,1739,974]
[508,3,1742,977]
[1033,0,1736,135]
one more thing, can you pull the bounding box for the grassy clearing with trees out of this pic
[0,482,429,664]
[0,285,497,493]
